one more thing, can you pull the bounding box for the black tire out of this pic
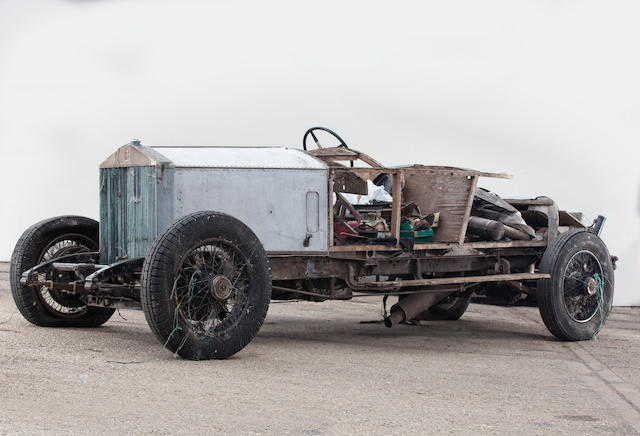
[401,293,471,321]
[10,216,115,327]
[140,211,272,360]
[537,230,614,341]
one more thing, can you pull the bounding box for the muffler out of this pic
[383,291,452,327]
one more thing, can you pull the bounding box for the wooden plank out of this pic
[390,171,402,245]
[327,167,386,179]
[474,171,512,179]
[414,240,548,249]
[458,175,478,244]
[328,239,548,252]
[365,272,550,287]
[338,166,511,180]
[559,210,587,228]
[504,198,555,206]
[329,244,399,252]
[319,155,360,161]
[401,166,512,179]
[308,147,359,158]
[267,251,329,257]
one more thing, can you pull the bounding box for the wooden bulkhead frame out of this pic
[307,146,551,255]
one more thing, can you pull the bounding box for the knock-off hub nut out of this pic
[211,275,233,300]
[586,277,598,296]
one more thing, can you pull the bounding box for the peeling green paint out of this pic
[99,166,158,264]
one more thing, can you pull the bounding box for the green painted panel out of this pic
[99,166,157,264]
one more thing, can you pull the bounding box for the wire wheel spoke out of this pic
[37,236,94,317]
[173,240,250,338]
[562,250,604,323]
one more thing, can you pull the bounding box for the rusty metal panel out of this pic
[172,168,329,252]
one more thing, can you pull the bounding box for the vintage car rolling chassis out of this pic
[10,128,616,360]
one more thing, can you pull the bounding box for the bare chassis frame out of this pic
[20,197,557,310]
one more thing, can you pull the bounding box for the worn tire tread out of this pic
[537,230,614,341]
[10,215,115,327]
[140,211,271,360]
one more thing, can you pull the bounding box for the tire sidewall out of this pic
[141,212,271,360]
[10,215,115,327]
[539,231,614,340]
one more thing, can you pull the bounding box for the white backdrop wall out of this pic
[0,0,638,305]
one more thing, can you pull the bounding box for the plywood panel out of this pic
[402,170,475,243]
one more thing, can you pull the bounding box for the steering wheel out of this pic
[302,127,349,151]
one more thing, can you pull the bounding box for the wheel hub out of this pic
[585,277,598,296]
[210,275,233,301]
[562,250,603,323]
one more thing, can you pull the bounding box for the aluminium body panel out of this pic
[152,146,326,169]
[99,145,330,263]
[172,167,329,252]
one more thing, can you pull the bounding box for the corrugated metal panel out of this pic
[99,166,159,263]
[152,146,327,170]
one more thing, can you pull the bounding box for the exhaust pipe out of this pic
[467,216,504,241]
[384,291,452,327]
[467,216,531,241]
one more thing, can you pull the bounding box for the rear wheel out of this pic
[537,230,614,340]
[10,216,115,327]
[140,211,272,360]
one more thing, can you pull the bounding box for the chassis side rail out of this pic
[349,272,550,290]
[84,257,144,291]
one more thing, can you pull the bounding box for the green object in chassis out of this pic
[99,166,173,264]
[399,222,434,243]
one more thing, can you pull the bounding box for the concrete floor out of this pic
[0,262,639,435]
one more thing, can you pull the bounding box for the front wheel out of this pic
[140,211,272,360]
[10,216,115,327]
[537,230,614,340]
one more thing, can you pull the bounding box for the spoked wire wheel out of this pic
[10,215,115,327]
[36,234,94,318]
[537,230,614,341]
[141,211,271,360]
[173,240,251,338]
[562,250,604,323]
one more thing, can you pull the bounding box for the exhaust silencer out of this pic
[383,291,452,327]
